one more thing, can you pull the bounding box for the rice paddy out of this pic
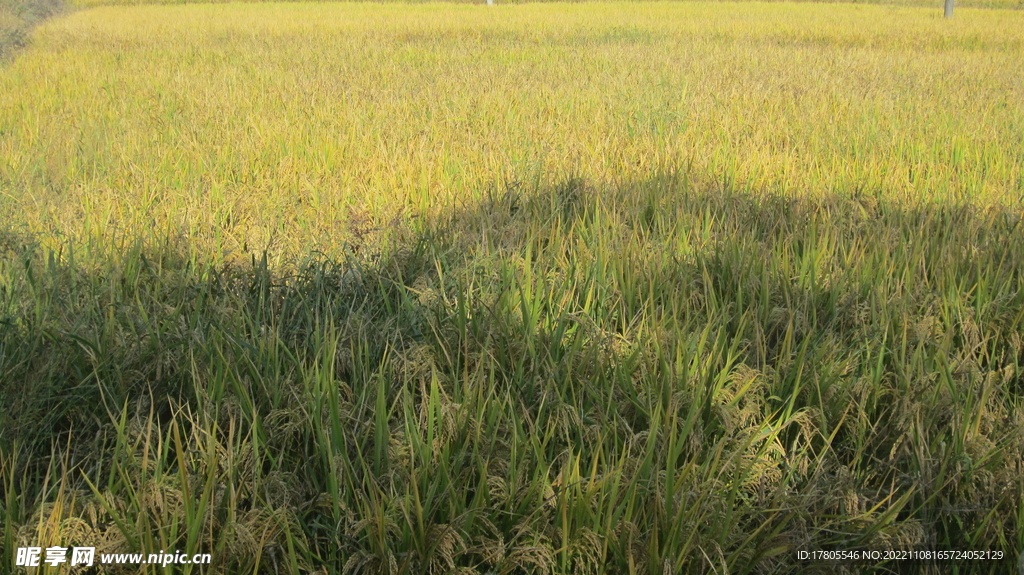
[1,2,1023,573]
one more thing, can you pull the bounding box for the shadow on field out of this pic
[2,171,1022,574]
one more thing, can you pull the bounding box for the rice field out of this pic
[1,2,1023,574]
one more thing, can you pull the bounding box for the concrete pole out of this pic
[944,0,953,18]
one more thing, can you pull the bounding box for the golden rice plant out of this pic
[1,2,1023,574]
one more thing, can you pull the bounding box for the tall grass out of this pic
[1,2,1023,573]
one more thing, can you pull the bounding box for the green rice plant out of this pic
[2,2,1024,574]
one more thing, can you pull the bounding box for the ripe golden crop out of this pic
[3,5,1024,573]
[1,2,1021,263]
